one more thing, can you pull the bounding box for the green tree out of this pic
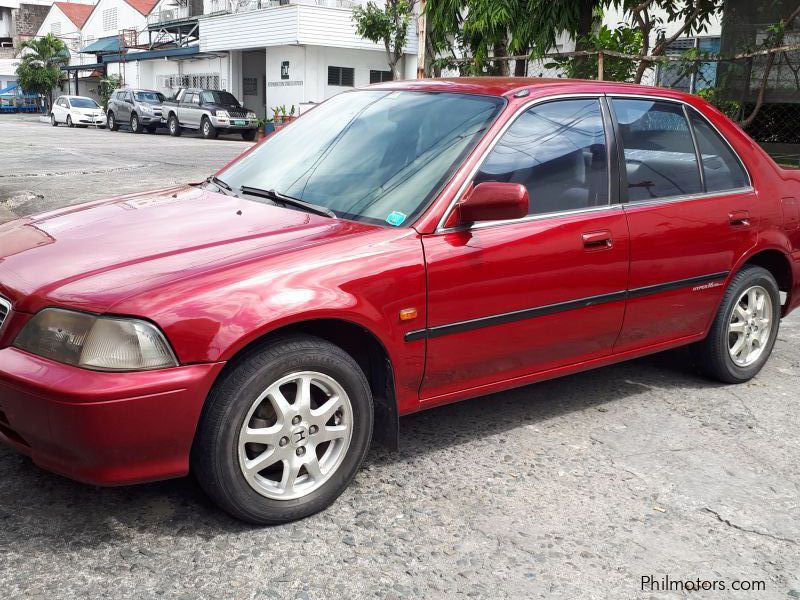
[545,25,644,81]
[426,0,603,76]
[15,33,70,111]
[353,0,415,80]
[98,74,122,110]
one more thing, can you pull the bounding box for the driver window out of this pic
[474,98,610,216]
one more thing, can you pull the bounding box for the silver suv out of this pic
[107,89,166,134]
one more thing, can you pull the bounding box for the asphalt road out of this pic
[1,115,799,600]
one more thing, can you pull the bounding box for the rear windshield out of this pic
[134,91,165,103]
[70,98,99,108]
[201,91,240,106]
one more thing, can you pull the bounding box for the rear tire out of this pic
[168,113,182,137]
[108,111,118,131]
[692,265,781,383]
[241,129,257,141]
[192,335,373,524]
[130,113,143,134]
[201,117,218,139]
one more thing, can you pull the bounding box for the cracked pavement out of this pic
[1,115,799,599]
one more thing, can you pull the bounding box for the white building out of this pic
[54,0,419,118]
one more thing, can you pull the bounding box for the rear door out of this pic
[420,97,630,402]
[610,96,757,352]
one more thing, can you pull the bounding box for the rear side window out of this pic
[688,111,749,192]
[613,99,702,202]
[474,98,609,216]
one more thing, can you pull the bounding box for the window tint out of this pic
[70,97,99,108]
[689,110,749,192]
[474,98,609,216]
[613,99,702,201]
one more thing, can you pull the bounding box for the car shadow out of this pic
[0,347,727,544]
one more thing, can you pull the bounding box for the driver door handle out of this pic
[582,230,613,250]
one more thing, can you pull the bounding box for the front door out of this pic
[609,97,758,352]
[420,97,630,402]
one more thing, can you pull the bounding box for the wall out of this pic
[13,3,50,44]
[81,0,145,45]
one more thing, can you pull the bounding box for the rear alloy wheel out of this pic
[66,115,74,128]
[50,113,58,126]
[168,114,181,137]
[192,335,373,524]
[130,113,143,134]
[108,112,118,131]
[692,265,780,383]
[201,117,217,139]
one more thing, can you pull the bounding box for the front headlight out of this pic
[140,104,153,114]
[215,110,229,118]
[14,308,178,371]
[246,111,257,119]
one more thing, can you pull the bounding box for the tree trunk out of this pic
[493,42,509,76]
[575,0,596,49]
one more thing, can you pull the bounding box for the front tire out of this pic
[241,129,257,141]
[130,113,143,134]
[192,335,373,524]
[168,114,182,137]
[50,113,58,126]
[201,117,218,139]
[108,112,118,131]
[66,115,74,128]
[692,265,781,383]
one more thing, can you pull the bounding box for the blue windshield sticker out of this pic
[386,211,407,226]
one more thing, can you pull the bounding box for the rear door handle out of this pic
[582,230,613,250]
[729,210,750,227]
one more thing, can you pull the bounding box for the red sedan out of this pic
[1,78,798,524]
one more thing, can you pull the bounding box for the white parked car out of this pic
[50,95,106,128]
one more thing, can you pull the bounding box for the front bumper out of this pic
[0,347,224,485]
[75,114,106,125]
[139,112,163,125]
[210,115,257,130]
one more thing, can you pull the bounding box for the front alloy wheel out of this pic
[66,115,74,127]
[238,371,353,500]
[193,335,373,524]
[168,114,181,137]
[50,113,58,126]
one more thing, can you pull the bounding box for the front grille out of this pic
[229,109,249,119]
[0,295,10,331]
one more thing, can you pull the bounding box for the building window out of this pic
[327,66,355,87]
[658,36,720,93]
[51,22,61,35]
[369,69,393,84]
[103,8,118,32]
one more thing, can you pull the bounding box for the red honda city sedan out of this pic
[1,79,798,524]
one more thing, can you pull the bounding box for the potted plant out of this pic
[282,105,297,124]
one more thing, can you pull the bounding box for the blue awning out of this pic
[102,45,201,63]
[80,36,122,54]
[0,83,17,95]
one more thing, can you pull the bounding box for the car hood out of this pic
[0,186,379,313]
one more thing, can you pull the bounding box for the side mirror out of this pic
[455,182,529,226]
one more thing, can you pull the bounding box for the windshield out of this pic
[134,91,165,103]
[219,90,504,226]
[201,91,240,106]
[70,97,99,109]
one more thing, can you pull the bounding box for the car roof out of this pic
[370,77,692,99]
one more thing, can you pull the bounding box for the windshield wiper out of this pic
[205,175,236,196]
[240,186,337,219]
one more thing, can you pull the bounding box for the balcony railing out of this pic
[147,6,193,25]
[207,0,357,15]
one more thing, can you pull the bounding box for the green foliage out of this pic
[428,0,601,75]
[544,25,643,81]
[15,33,70,108]
[98,74,122,110]
[353,0,413,78]
[696,88,740,120]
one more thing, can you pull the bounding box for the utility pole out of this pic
[417,0,426,79]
